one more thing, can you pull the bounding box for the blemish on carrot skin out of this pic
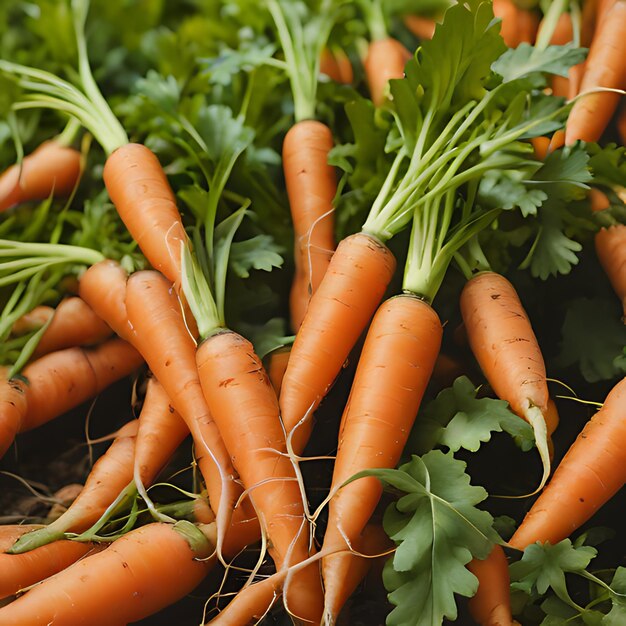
[219,378,236,388]
[490,294,501,300]
[579,498,585,502]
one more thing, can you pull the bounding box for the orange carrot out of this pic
[0,522,215,626]
[548,129,566,153]
[0,526,96,601]
[531,136,550,160]
[590,188,611,212]
[467,545,516,626]
[595,224,626,318]
[321,295,442,624]
[460,272,551,489]
[9,420,139,554]
[196,329,324,624]
[265,346,291,396]
[364,38,411,107]
[565,1,626,145]
[283,120,336,331]
[0,141,81,212]
[320,48,353,84]
[517,8,540,44]
[102,144,189,287]
[619,102,626,144]
[18,338,143,433]
[10,307,54,336]
[509,377,626,549]
[279,232,396,454]
[492,0,521,47]
[403,14,437,40]
[32,297,112,357]
[547,13,574,98]
[0,378,28,459]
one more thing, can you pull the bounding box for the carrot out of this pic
[509,377,626,549]
[18,338,143,433]
[531,136,550,160]
[565,1,626,145]
[279,232,396,454]
[0,526,96,601]
[0,141,81,213]
[467,545,517,626]
[618,102,626,145]
[492,0,522,47]
[283,120,336,331]
[590,188,611,212]
[0,521,215,626]
[595,225,626,318]
[548,129,566,153]
[32,297,112,357]
[196,329,324,624]
[517,8,540,45]
[320,48,353,84]
[321,295,442,624]
[364,38,411,107]
[403,14,437,40]
[10,306,54,336]
[546,13,574,98]
[460,272,551,490]
[9,420,139,554]
[0,378,28,459]
[265,346,291,396]
[102,143,189,287]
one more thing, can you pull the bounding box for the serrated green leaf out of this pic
[604,568,626,625]
[229,234,283,278]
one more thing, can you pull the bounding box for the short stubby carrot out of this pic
[364,38,411,107]
[467,545,517,626]
[33,297,112,357]
[460,272,551,489]
[321,295,443,624]
[0,141,81,212]
[595,224,626,318]
[18,338,143,433]
[196,329,324,624]
[283,120,337,331]
[0,378,28,459]
[509,377,626,549]
[0,521,215,626]
[102,143,189,287]
[279,232,397,454]
[565,1,626,145]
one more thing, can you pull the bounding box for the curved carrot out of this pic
[321,295,442,624]
[364,38,411,107]
[565,1,626,145]
[509,377,626,549]
[0,378,28,459]
[403,14,436,40]
[265,346,291,396]
[467,545,517,626]
[0,141,81,212]
[10,307,54,336]
[196,329,324,624]
[10,420,138,554]
[595,224,626,318]
[19,338,143,433]
[283,120,336,331]
[0,522,215,626]
[279,232,396,455]
[33,297,112,357]
[460,272,551,490]
[102,143,189,287]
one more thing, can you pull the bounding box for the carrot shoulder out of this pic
[0,379,28,459]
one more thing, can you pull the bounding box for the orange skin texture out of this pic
[547,13,574,98]
[265,346,291,396]
[196,330,324,624]
[595,224,626,318]
[403,14,437,40]
[493,0,538,47]
[322,296,442,622]
[0,141,81,212]
[10,306,54,336]
[0,378,28,459]
[460,272,548,420]
[509,377,626,549]
[320,48,353,84]
[33,297,112,357]
[547,129,566,154]
[279,232,397,455]
[467,545,516,626]
[531,136,550,161]
[565,1,626,145]
[589,188,611,213]
[103,143,189,287]
[283,120,337,332]
[364,38,411,107]
[17,338,142,433]
[0,523,214,626]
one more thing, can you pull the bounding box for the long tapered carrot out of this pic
[10,420,139,554]
[460,272,551,490]
[467,545,517,626]
[279,232,396,454]
[0,522,215,626]
[283,120,337,331]
[0,378,28,459]
[102,143,189,287]
[0,141,81,212]
[364,38,411,107]
[18,338,143,433]
[595,225,626,318]
[196,329,324,624]
[32,297,112,357]
[321,295,442,624]
[509,377,626,549]
[565,1,626,145]
[0,526,96,601]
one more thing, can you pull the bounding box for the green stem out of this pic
[534,0,568,53]
[362,0,388,41]
[56,117,82,146]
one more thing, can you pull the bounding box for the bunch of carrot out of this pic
[0,0,625,625]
